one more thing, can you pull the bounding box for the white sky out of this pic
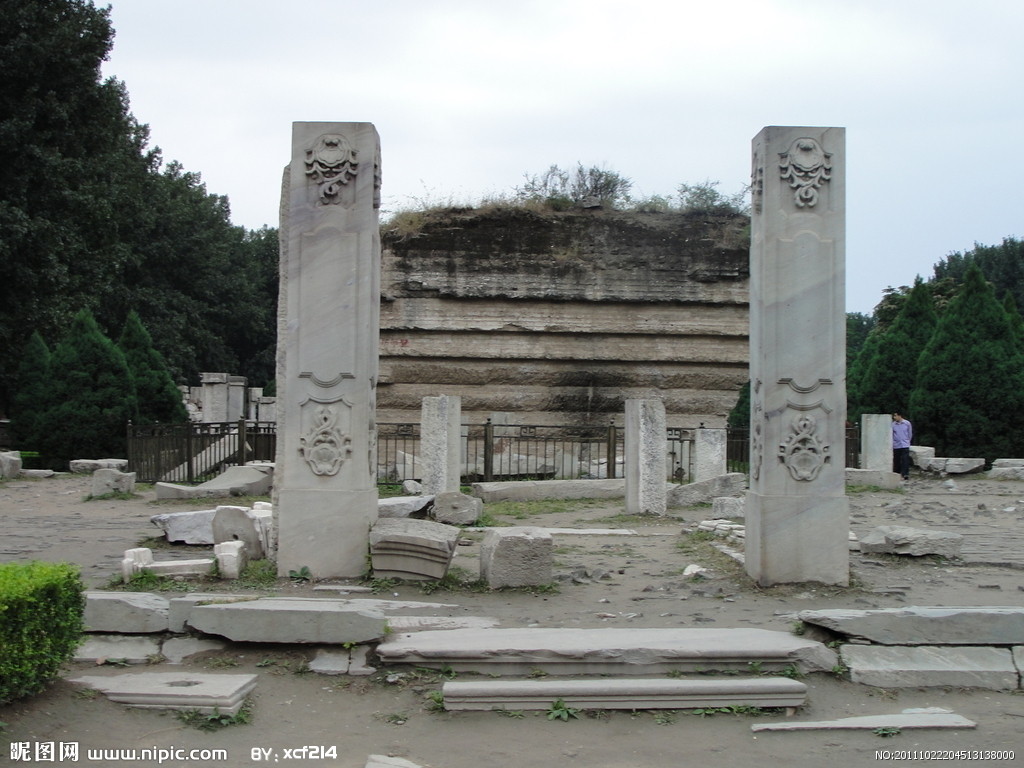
[101,0,1023,315]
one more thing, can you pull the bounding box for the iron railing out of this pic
[127,420,276,483]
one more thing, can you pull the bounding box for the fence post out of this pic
[483,419,494,483]
[186,424,194,484]
[606,422,617,479]
[237,418,248,466]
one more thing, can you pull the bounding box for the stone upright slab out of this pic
[861,413,893,471]
[419,395,461,495]
[624,399,667,515]
[275,122,382,578]
[693,427,727,482]
[746,126,849,586]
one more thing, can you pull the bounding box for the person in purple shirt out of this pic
[892,412,913,480]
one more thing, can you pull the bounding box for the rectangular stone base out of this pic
[276,488,377,578]
[744,493,849,586]
[70,672,257,715]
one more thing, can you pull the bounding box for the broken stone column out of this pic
[693,427,727,481]
[419,395,461,495]
[746,126,849,586]
[861,413,893,471]
[274,122,382,578]
[200,372,230,422]
[624,399,667,515]
[91,468,136,497]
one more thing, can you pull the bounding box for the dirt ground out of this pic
[2,472,1023,768]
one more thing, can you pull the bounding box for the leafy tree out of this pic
[846,312,875,369]
[676,180,748,216]
[1003,292,1024,345]
[933,237,1024,310]
[35,309,137,468]
[909,265,1024,461]
[118,311,187,424]
[856,279,937,416]
[9,332,51,448]
[727,381,751,428]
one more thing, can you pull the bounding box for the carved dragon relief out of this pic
[305,133,359,205]
[778,137,832,208]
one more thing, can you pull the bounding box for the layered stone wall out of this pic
[378,207,749,428]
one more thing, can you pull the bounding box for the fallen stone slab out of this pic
[161,637,226,664]
[69,458,128,474]
[667,474,747,508]
[75,634,162,664]
[988,466,1024,481]
[91,467,136,497]
[377,627,837,675]
[69,672,256,715]
[20,469,55,478]
[841,644,1019,690]
[84,591,169,633]
[168,594,259,633]
[155,464,273,500]
[942,458,986,474]
[432,491,483,525]
[480,526,552,588]
[187,598,388,644]
[309,646,376,676]
[378,495,434,519]
[845,469,901,489]
[712,496,745,519]
[150,509,217,545]
[799,606,1024,645]
[387,616,500,632]
[442,676,807,711]
[859,525,963,558]
[751,709,976,732]
[471,478,627,503]
[370,518,459,580]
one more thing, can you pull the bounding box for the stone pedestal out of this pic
[624,399,667,515]
[274,122,382,578]
[693,427,727,481]
[746,126,849,586]
[861,413,893,471]
[420,395,461,495]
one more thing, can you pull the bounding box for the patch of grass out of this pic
[847,484,905,494]
[653,710,677,725]
[234,559,278,589]
[84,491,139,501]
[483,498,605,520]
[109,571,194,593]
[134,535,174,550]
[425,690,445,712]
[202,656,239,669]
[873,726,902,737]
[691,705,769,717]
[366,577,401,594]
[587,512,684,526]
[177,701,252,732]
[494,708,524,718]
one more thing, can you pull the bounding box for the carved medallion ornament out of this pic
[778,414,830,482]
[779,137,831,208]
[305,133,359,205]
[299,405,352,476]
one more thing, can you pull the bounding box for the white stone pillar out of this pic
[419,395,462,495]
[624,399,667,515]
[227,375,247,422]
[693,427,727,481]
[746,126,849,586]
[274,122,382,578]
[200,372,229,423]
[861,413,893,471]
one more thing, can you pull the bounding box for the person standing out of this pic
[892,412,913,480]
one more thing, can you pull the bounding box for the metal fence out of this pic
[128,421,860,485]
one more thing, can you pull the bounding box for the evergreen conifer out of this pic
[909,265,1024,461]
[118,311,187,424]
[10,332,51,448]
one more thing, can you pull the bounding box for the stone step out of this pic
[441,676,807,711]
[377,627,838,675]
[69,672,256,715]
[841,644,1021,690]
[799,606,1024,645]
[187,598,388,644]
[751,708,977,732]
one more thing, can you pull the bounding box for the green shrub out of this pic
[0,562,84,704]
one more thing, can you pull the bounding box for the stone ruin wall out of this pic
[378,207,749,429]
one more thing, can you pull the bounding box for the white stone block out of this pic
[70,672,257,715]
[841,645,1018,690]
[214,540,249,579]
[84,591,169,633]
[187,598,388,644]
[76,634,162,664]
[150,509,216,545]
[711,496,745,519]
[91,468,135,496]
[860,525,962,558]
[480,526,553,588]
[0,450,23,480]
[432,491,481,525]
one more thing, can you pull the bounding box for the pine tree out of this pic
[909,265,1024,461]
[36,309,138,468]
[857,279,937,416]
[118,311,187,424]
[9,332,52,448]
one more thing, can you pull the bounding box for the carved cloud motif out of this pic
[305,133,359,205]
[779,137,832,208]
[299,405,352,476]
[778,414,829,482]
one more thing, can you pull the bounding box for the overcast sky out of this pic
[101,0,1022,315]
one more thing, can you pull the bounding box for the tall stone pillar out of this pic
[861,414,893,471]
[274,122,381,578]
[200,372,229,423]
[624,399,667,515]
[746,126,848,586]
[420,395,462,495]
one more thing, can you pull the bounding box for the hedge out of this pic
[0,561,84,704]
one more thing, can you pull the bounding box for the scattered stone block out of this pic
[402,479,423,495]
[161,637,226,664]
[75,634,162,664]
[0,450,23,480]
[471,478,627,503]
[369,518,459,581]
[214,540,248,579]
[988,465,1024,481]
[167,593,256,633]
[712,496,745,519]
[212,505,265,558]
[841,644,1018,690]
[348,645,376,676]
[309,648,351,675]
[943,458,985,474]
[799,606,1024,645]
[69,672,257,715]
[83,591,169,633]
[751,709,977,732]
[377,627,837,675]
[909,446,934,469]
[91,468,136,497]
[187,598,388,644]
[122,547,215,582]
[667,473,746,508]
[480,526,552,588]
[432,491,482,525]
[992,458,1024,468]
[155,464,273,500]
[150,509,216,545]
[859,525,962,558]
[378,495,434,519]
[443,676,806,711]
[69,458,128,474]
